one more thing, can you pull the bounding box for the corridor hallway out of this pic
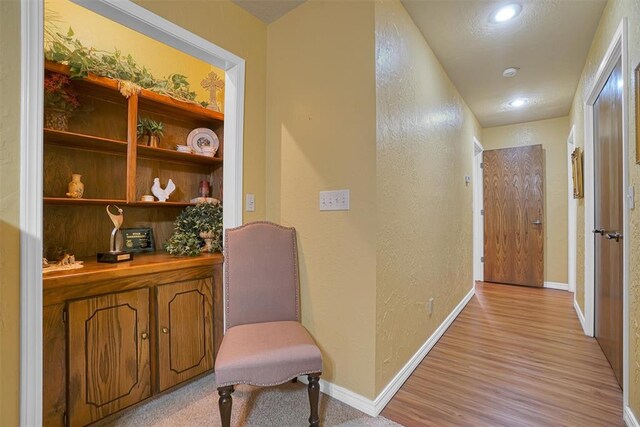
[382,283,623,426]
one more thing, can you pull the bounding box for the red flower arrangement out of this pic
[44,73,80,113]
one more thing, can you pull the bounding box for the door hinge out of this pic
[481,209,484,216]
[62,308,67,323]
[63,412,68,425]
[481,256,485,263]
[480,162,484,169]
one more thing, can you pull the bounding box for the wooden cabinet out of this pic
[43,253,224,426]
[156,278,214,391]
[67,289,151,427]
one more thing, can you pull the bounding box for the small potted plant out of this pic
[164,202,223,256]
[137,118,164,148]
[44,73,80,131]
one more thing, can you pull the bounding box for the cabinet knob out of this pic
[162,327,169,334]
[141,332,148,340]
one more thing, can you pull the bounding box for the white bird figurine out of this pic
[151,178,176,202]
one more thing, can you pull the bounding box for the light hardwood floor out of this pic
[382,282,624,427]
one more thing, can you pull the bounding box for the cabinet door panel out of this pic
[67,288,150,426]
[157,278,213,391]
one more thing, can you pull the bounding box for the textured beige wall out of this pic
[266,0,378,398]
[567,0,640,415]
[374,0,481,393]
[134,0,267,223]
[482,116,569,285]
[0,0,21,424]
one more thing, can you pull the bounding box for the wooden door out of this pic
[484,145,544,286]
[594,59,623,387]
[156,278,214,391]
[67,288,151,427]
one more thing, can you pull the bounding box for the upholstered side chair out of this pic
[215,221,323,427]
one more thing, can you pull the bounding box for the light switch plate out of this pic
[245,193,255,212]
[319,190,350,211]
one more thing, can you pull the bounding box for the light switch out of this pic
[319,190,350,211]
[245,193,255,212]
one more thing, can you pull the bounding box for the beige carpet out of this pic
[101,374,402,427]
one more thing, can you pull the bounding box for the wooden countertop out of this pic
[43,252,223,289]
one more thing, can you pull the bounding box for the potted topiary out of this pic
[137,117,164,148]
[44,73,80,131]
[164,202,223,256]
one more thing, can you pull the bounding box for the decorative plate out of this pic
[187,128,219,156]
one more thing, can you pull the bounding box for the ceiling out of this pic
[232,0,306,23]
[401,0,606,128]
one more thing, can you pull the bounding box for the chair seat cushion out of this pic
[215,321,322,387]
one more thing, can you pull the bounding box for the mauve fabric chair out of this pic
[215,221,323,427]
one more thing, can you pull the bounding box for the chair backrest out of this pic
[224,221,300,330]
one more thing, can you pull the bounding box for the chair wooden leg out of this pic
[218,385,234,427]
[307,374,320,427]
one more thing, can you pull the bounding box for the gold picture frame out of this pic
[571,147,584,199]
[636,63,640,164]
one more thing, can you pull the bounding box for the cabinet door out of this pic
[157,278,213,391]
[67,288,151,427]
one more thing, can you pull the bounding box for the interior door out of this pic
[593,59,623,387]
[484,145,544,287]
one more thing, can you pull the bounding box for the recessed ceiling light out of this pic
[503,67,519,77]
[509,98,527,107]
[491,3,522,23]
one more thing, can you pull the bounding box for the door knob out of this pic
[531,219,542,225]
[162,327,169,334]
[605,232,623,242]
[593,228,606,235]
[141,332,148,340]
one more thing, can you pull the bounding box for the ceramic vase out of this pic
[199,231,215,253]
[44,108,69,131]
[66,174,84,199]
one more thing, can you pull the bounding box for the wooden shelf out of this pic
[45,60,121,93]
[44,198,198,208]
[138,90,224,123]
[129,201,195,208]
[44,197,127,206]
[46,60,223,123]
[44,129,128,154]
[137,145,223,166]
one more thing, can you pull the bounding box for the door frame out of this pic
[583,18,629,408]
[472,137,484,283]
[19,1,245,424]
[567,125,577,294]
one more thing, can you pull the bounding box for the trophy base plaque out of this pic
[97,251,133,263]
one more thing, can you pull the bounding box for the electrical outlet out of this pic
[319,190,350,211]
[245,193,255,212]
[427,298,434,316]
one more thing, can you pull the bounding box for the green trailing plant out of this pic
[45,26,198,103]
[164,203,223,256]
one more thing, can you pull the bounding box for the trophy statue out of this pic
[97,205,133,263]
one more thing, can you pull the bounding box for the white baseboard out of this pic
[574,297,587,335]
[302,286,476,417]
[544,281,569,291]
[299,376,377,416]
[625,406,640,427]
